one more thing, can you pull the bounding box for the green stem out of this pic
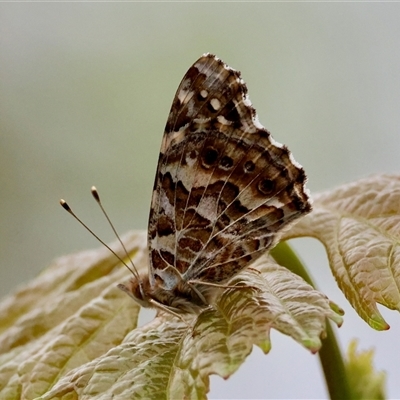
[270,241,353,400]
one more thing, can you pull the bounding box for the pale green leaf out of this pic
[0,232,341,399]
[284,173,400,329]
[345,340,386,400]
[37,258,339,400]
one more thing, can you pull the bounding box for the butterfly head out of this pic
[117,275,153,309]
[118,271,211,315]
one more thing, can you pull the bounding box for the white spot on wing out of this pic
[253,114,265,130]
[210,98,221,111]
[217,115,231,125]
[269,135,284,149]
[243,95,253,108]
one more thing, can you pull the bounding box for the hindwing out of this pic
[148,54,311,287]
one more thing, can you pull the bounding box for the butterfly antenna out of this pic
[89,186,140,279]
[59,192,140,280]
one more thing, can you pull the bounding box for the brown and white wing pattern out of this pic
[148,53,311,288]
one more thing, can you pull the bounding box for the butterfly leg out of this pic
[186,282,209,306]
[188,279,259,292]
[149,299,191,325]
[247,267,262,274]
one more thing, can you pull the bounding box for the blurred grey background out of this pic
[1,4,399,399]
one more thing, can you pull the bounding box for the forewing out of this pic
[148,54,311,285]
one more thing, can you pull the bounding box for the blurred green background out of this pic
[1,4,399,399]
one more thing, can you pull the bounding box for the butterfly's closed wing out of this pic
[148,54,311,288]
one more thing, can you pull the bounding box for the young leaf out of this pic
[283,173,400,329]
[0,233,341,399]
[345,340,386,400]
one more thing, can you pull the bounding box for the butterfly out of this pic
[117,53,312,317]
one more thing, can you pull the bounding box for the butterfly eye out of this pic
[244,160,255,173]
[220,155,233,169]
[258,178,275,195]
[202,147,219,166]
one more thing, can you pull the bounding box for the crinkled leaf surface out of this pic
[284,174,400,330]
[0,231,341,400]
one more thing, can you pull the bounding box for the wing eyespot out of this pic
[220,155,234,170]
[188,149,198,160]
[244,160,255,173]
[258,178,275,195]
[202,147,219,167]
